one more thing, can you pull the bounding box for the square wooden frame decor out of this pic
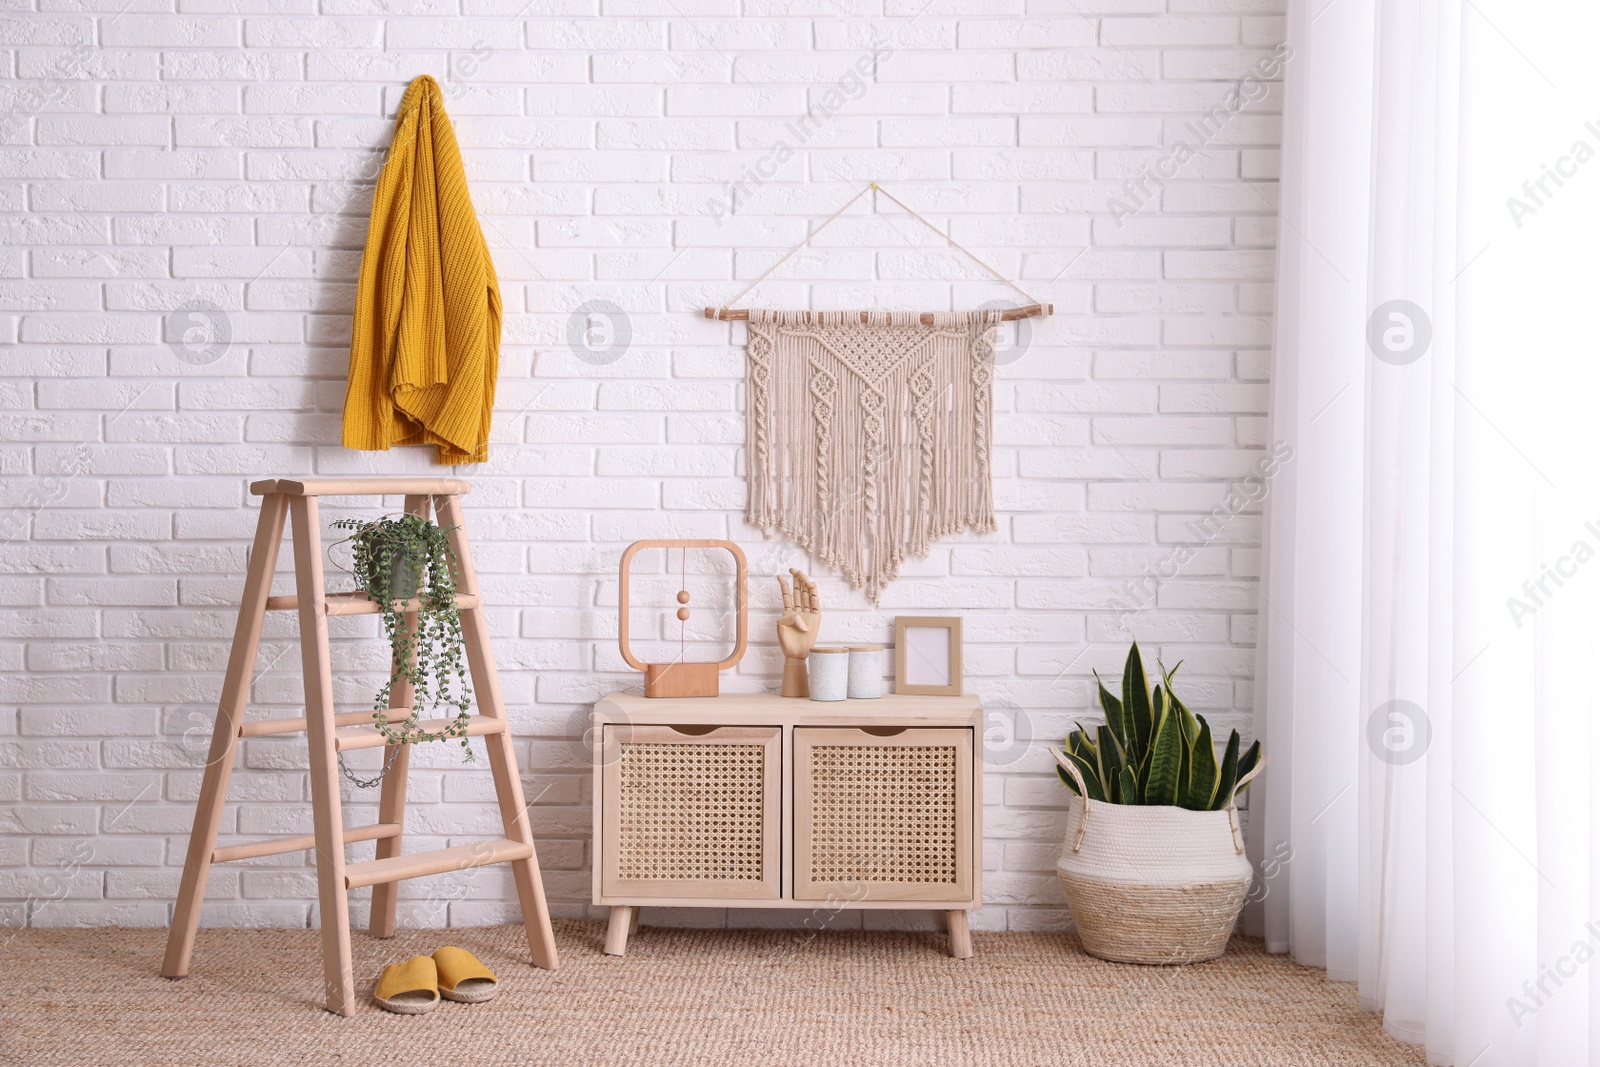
[893,616,963,696]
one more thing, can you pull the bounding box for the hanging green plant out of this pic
[331,514,474,786]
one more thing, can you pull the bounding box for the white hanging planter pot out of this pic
[1051,748,1265,965]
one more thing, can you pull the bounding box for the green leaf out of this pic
[1174,694,1201,749]
[1233,740,1263,801]
[1093,727,1110,791]
[1118,695,1138,762]
[1059,748,1107,802]
[1236,737,1261,778]
[1211,730,1242,811]
[1095,671,1127,750]
[1119,766,1140,805]
[1160,661,1201,747]
[1070,724,1099,769]
[1122,642,1153,767]
[1185,716,1220,810]
[1097,725,1124,804]
[1145,686,1183,805]
[1176,727,1191,810]
[1073,721,1107,788]
[1101,719,1127,766]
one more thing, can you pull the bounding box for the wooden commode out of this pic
[591,692,983,958]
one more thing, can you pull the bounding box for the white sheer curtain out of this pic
[1253,1,1600,1064]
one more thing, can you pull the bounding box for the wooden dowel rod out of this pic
[703,303,1052,322]
[211,822,401,864]
[333,714,508,752]
[240,709,381,738]
[343,838,533,890]
[263,591,482,615]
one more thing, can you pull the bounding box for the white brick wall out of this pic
[0,1,1285,935]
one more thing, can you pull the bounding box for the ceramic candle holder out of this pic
[806,648,849,701]
[847,645,884,699]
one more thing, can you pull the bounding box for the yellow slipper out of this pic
[432,946,498,1004]
[374,955,441,1015]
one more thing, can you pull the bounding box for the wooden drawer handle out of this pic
[667,724,723,736]
[859,726,909,737]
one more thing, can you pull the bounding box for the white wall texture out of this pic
[0,0,1286,934]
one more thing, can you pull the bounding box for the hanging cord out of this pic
[678,546,686,664]
[713,182,1044,314]
[719,183,876,311]
[870,184,1044,307]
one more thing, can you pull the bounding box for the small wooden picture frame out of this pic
[893,616,963,696]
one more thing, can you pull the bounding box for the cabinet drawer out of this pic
[793,727,974,902]
[600,725,781,901]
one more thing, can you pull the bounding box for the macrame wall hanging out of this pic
[707,183,1053,603]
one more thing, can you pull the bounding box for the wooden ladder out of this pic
[160,477,558,1015]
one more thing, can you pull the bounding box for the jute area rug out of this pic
[3,919,1424,1066]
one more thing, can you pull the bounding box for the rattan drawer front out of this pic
[600,725,782,900]
[793,727,974,902]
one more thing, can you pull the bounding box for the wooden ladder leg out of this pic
[369,494,430,939]
[367,745,410,939]
[438,493,559,970]
[290,496,356,1016]
[162,493,289,979]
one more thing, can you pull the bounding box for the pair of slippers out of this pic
[374,946,498,1015]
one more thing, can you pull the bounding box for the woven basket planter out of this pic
[1052,749,1265,965]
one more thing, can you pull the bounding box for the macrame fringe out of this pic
[745,309,1000,603]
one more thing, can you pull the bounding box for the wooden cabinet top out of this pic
[593,691,983,727]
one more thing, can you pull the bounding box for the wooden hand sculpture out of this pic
[777,568,821,697]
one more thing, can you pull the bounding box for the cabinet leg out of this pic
[604,906,635,956]
[945,910,973,959]
[628,907,641,936]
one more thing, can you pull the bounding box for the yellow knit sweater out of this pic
[342,75,499,466]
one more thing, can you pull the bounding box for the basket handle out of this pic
[1225,755,1267,855]
[1049,747,1091,853]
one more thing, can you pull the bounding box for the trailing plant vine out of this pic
[332,514,474,787]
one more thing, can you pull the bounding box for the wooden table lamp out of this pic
[618,539,748,697]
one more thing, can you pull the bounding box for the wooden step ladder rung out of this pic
[241,710,383,738]
[334,715,507,752]
[343,838,533,890]
[211,822,402,864]
[250,477,472,498]
[263,591,482,616]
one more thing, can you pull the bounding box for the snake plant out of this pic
[1057,642,1261,811]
